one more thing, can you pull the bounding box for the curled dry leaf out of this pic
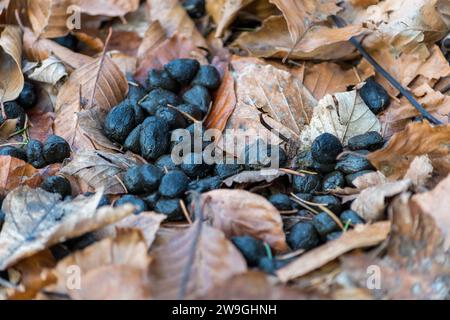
[233,16,363,60]
[27,86,55,141]
[54,54,128,150]
[147,0,206,47]
[222,169,286,187]
[404,155,433,188]
[61,150,144,195]
[24,56,68,86]
[200,271,323,299]
[149,221,247,299]
[43,229,152,300]
[269,0,341,43]
[276,221,391,282]
[351,179,412,221]
[201,189,288,252]
[300,90,381,148]
[367,121,450,179]
[0,156,42,196]
[0,25,24,101]
[206,0,254,38]
[0,186,134,270]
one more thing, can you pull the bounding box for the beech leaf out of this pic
[0,25,24,101]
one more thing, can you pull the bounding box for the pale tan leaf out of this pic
[276,221,391,282]
[149,221,247,299]
[269,0,341,43]
[201,189,288,252]
[25,56,68,85]
[206,0,254,38]
[404,155,433,187]
[0,26,24,101]
[367,121,450,179]
[73,0,140,17]
[300,90,381,148]
[43,229,152,300]
[222,169,286,187]
[54,55,128,150]
[60,150,144,195]
[147,0,206,47]
[0,187,134,270]
[27,0,70,38]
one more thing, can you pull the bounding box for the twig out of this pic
[88,27,113,110]
[0,100,6,120]
[179,199,192,224]
[331,15,442,125]
[259,114,290,143]
[290,193,320,214]
[178,192,204,300]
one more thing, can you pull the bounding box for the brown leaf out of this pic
[201,189,288,252]
[43,229,152,300]
[149,221,247,299]
[233,16,363,60]
[276,221,391,282]
[147,0,206,47]
[60,150,144,195]
[0,156,42,196]
[0,186,134,270]
[72,0,140,17]
[54,55,128,150]
[204,69,236,132]
[28,0,69,38]
[24,56,68,85]
[200,271,323,299]
[269,0,341,43]
[27,87,55,141]
[367,121,450,179]
[206,0,254,38]
[0,26,24,101]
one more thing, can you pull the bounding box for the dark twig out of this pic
[178,191,204,300]
[331,15,443,125]
[259,114,290,143]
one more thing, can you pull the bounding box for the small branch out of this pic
[259,114,290,143]
[331,15,443,125]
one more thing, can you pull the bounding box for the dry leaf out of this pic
[0,26,24,101]
[27,87,55,141]
[206,0,254,38]
[0,187,134,270]
[147,0,206,47]
[276,221,391,282]
[351,179,412,221]
[149,221,247,299]
[222,169,286,187]
[200,271,323,299]
[233,16,364,60]
[0,156,42,196]
[54,54,128,150]
[404,155,433,187]
[60,150,144,195]
[43,229,151,300]
[24,56,68,85]
[300,90,381,148]
[204,69,236,132]
[201,189,288,252]
[269,0,341,43]
[367,121,450,179]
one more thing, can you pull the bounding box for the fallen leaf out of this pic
[147,0,206,47]
[200,271,324,299]
[149,221,247,299]
[43,229,152,300]
[206,0,254,38]
[27,0,69,38]
[60,150,144,195]
[367,121,450,179]
[27,87,55,141]
[0,156,42,196]
[0,186,134,270]
[300,90,381,148]
[24,56,68,85]
[222,169,286,187]
[269,0,341,43]
[200,189,288,252]
[54,54,128,150]
[0,25,24,101]
[351,179,412,221]
[404,155,433,188]
[276,221,391,282]
[73,0,140,17]
[233,16,364,60]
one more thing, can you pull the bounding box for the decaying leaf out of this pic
[54,55,128,150]
[368,121,450,179]
[43,229,152,300]
[0,25,24,101]
[149,221,247,299]
[269,0,341,43]
[206,0,254,38]
[0,186,134,270]
[61,150,144,195]
[276,221,391,282]
[222,169,286,187]
[300,90,381,148]
[24,56,68,85]
[201,189,288,252]
[0,156,42,196]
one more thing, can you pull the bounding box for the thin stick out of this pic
[114,175,128,194]
[259,114,290,143]
[0,100,6,120]
[331,15,442,125]
[280,168,305,176]
[290,193,320,214]
[179,199,192,224]
[317,204,345,231]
